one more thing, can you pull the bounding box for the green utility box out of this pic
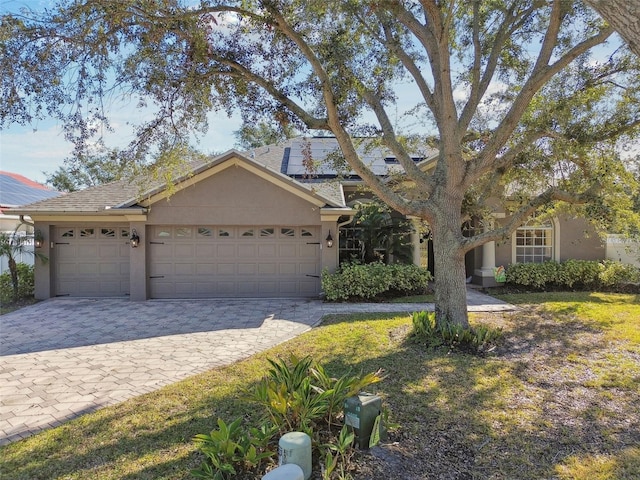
[343,393,382,449]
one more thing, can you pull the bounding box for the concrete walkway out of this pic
[0,289,515,445]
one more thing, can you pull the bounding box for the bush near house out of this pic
[322,263,432,302]
[505,260,640,291]
[0,263,34,305]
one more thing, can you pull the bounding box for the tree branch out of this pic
[470,5,614,182]
[463,182,602,251]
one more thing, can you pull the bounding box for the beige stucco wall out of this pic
[147,167,321,226]
[33,222,53,300]
[32,164,341,300]
[494,215,605,267]
[557,216,604,261]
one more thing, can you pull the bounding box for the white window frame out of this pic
[511,216,560,264]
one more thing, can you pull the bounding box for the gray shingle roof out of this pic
[10,137,434,215]
[9,179,141,214]
[9,149,346,215]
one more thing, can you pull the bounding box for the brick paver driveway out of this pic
[0,290,514,445]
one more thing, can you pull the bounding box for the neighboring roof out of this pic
[0,171,61,208]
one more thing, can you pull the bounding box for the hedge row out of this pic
[505,260,640,290]
[0,263,34,305]
[321,263,432,301]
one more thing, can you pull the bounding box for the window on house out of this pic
[176,227,192,238]
[515,219,554,263]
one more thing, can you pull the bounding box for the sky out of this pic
[0,0,245,185]
[0,110,243,185]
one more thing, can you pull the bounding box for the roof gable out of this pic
[9,150,346,216]
[126,150,344,209]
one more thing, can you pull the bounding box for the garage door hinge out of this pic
[149,275,165,279]
[306,242,321,245]
[306,274,320,278]
[150,241,164,245]
[55,242,70,245]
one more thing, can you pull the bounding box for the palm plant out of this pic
[0,226,44,302]
[345,202,413,264]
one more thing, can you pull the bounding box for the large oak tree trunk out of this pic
[430,200,470,329]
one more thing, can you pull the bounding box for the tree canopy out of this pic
[1,0,639,326]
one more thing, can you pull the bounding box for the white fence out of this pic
[606,235,640,267]
[0,232,35,275]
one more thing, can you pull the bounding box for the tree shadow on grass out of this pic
[1,307,638,480]
[318,310,639,479]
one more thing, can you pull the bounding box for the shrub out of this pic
[0,263,34,305]
[192,418,277,479]
[599,260,640,287]
[556,259,602,288]
[505,259,640,291]
[321,263,432,301]
[247,354,385,436]
[410,311,502,353]
[505,262,558,289]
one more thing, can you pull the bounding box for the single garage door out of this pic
[149,225,321,298]
[54,226,130,296]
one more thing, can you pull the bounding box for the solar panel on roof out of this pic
[0,174,61,207]
[286,138,399,176]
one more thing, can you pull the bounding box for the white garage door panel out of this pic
[237,244,256,256]
[300,262,318,275]
[54,226,130,297]
[149,225,321,298]
[258,263,277,275]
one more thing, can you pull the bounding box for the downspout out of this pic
[338,217,354,229]
[19,215,34,228]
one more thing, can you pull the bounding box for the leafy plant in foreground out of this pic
[321,425,356,480]
[248,355,385,436]
[192,417,277,479]
[410,311,502,353]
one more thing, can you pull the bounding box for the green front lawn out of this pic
[1,293,638,479]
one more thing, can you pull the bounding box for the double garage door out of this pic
[53,225,322,298]
[149,225,321,298]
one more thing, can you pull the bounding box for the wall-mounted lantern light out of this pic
[130,228,140,248]
[34,229,44,249]
[326,231,334,248]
